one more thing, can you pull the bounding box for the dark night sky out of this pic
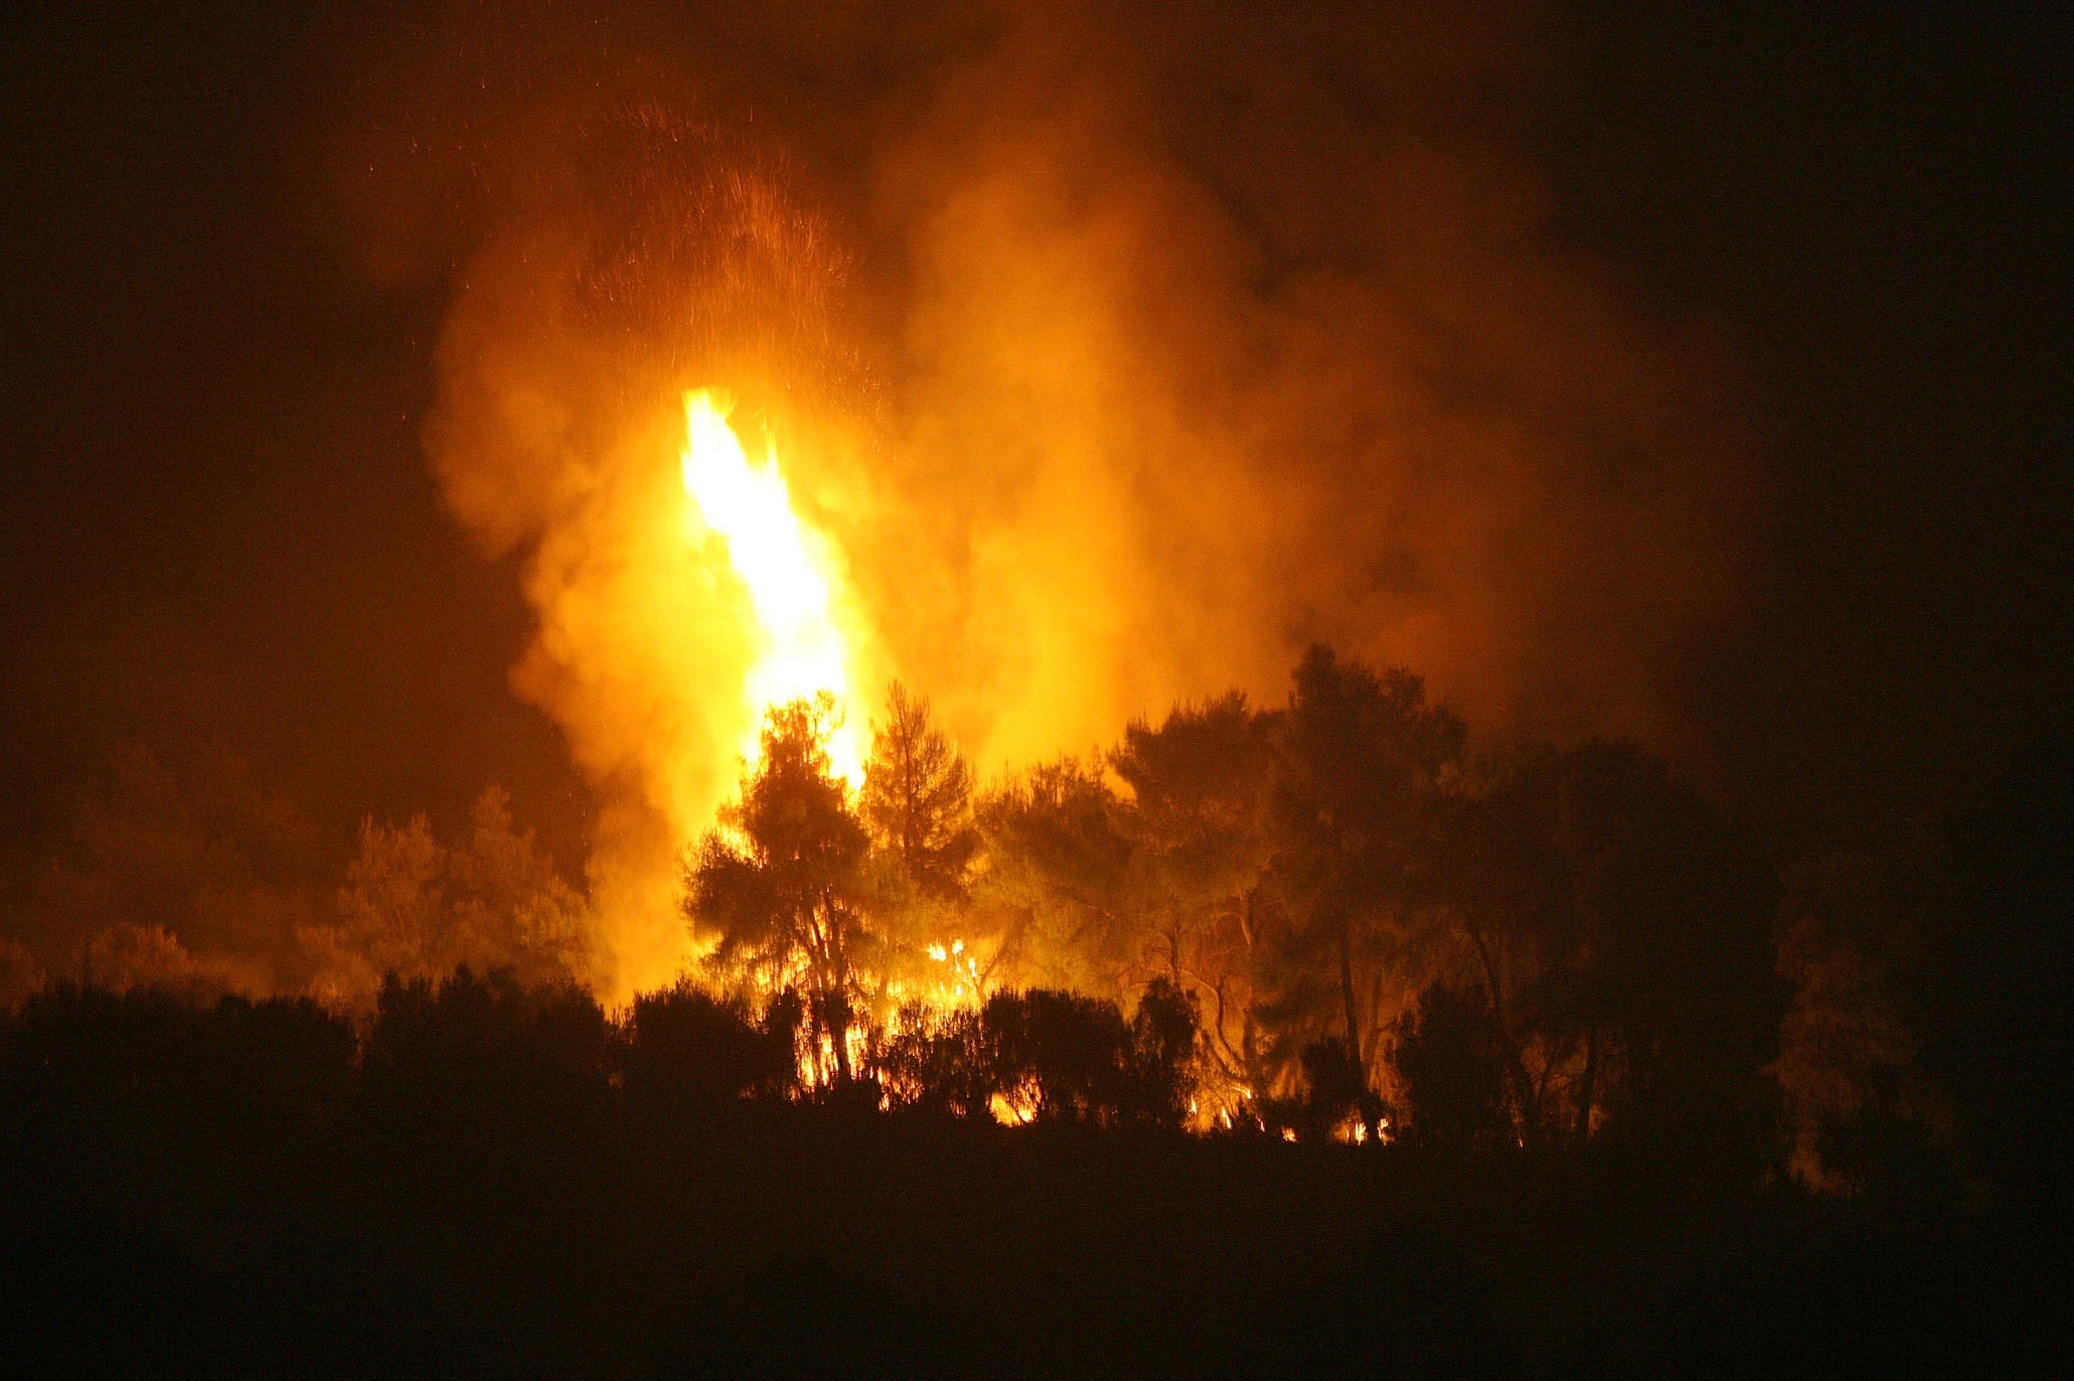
[1,2,2067,877]
[1547,4,2071,848]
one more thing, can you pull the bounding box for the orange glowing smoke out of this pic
[679,390,866,785]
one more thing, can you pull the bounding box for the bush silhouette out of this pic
[1124,978,1200,1127]
[625,978,797,1107]
[1390,983,1513,1151]
[360,966,610,1132]
[878,1003,992,1118]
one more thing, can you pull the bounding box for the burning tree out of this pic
[860,680,987,1004]
[686,695,874,1084]
[970,756,1143,999]
[861,681,978,902]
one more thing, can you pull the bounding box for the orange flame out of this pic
[679,390,865,785]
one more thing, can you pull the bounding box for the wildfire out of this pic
[679,390,865,785]
[989,1088,1040,1126]
[923,938,985,1008]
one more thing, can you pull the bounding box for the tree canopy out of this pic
[686,694,873,1083]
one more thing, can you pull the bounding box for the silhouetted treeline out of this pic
[3,984,354,1163]
[877,979,1198,1127]
[678,650,2070,1214]
[0,758,592,1011]
[2,967,2065,1376]
[2,647,2066,1218]
[0,967,1201,1144]
[1771,738,2074,1219]
[685,652,1783,1180]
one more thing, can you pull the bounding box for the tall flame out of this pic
[679,390,865,785]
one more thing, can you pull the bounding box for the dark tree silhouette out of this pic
[982,987,1133,1125]
[876,980,1199,1128]
[1124,977,1202,1128]
[2,983,355,1144]
[1435,744,1600,1148]
[1905,738,2074,1220]
[1553,742,1781,1173]
[1767,852,1938,1195]
[687,695,873,1083]
[1391,982,1514,1152]
[624,978,799,1106]
[1296,1036,1379,1143]
[360,966,612,1128]
[877,1003,993,1118]
[1111,693,1278,1099]
[1264,646,1465,1135]
[972,756,1140,997]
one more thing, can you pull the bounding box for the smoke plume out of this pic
[328,1,1763,996]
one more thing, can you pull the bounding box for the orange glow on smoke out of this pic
[679,389,865,785]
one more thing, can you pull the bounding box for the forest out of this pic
[3,646,2067,1375]
[5,0,2065,1369]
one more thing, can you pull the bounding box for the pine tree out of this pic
[861,682,978,900]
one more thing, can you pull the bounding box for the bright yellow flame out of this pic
[989,1088,1039,1126]
[680,390,865,785]
[921,936,986,1008]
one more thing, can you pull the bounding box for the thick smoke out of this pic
[330,2,1762,996]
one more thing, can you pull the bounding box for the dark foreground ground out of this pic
[2,1082,2065,1380]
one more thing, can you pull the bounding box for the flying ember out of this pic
[678,389,865,785]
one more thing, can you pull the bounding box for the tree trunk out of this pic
[1242,1006,1261,1099]
[829,993,853,1084]
[1337,912,1361,1065]
[1239,889,1264,1096]
[1576,1023,1599,1142]
[1466,920,1539,1146]
[1339,913,1381,1144]
[824,891,854,1085]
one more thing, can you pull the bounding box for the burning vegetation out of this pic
[663,631,1774,1153]
[5,735,2064,1374]
[2,3,2065,1374]
[0,378,2040,1188]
